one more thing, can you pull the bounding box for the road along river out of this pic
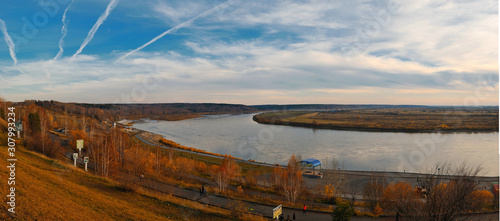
[133,113,499,176]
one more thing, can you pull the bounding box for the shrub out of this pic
[331,200,355,221]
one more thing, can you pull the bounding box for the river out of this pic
[133,113,499,176]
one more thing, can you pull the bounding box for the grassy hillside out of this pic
[0,118,7,131]
[0,145,239,220]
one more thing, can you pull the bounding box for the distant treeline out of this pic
[14,100,499,123]
[17,100,258,121]
[251,104,499,111]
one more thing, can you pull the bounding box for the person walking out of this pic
[201,185,206,197]
[293,213,295,220]
[199,186,203,196]
[287,215,290,221]
[303,204,307,214]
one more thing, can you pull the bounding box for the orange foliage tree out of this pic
[381,181,421,215]
[124,145,154,176]
[469,190,494,211]
[211,157,239,192]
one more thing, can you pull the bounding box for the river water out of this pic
[133,113,499,176]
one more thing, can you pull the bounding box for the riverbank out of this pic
[130,128,499,219]
[253,109,499,133]
[134,129,499,179]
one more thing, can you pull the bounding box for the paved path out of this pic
[115,173,499,221]
[61,132,498,220]
[115,173,390,221]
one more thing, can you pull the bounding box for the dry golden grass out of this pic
[0,117,7,131]
[255,109,499,132]
[0,145,254,221]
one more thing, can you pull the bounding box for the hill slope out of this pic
[0,145,233,220]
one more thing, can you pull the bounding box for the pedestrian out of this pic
[293,213,295,220]
[279,214,284,221]
[303,204,307,214]
[396,211,400,221]
[287,214,290,221]
[201,185,205,196]
[199,186,202,196]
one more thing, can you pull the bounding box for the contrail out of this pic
[113,0,236,63]
[0,19,17,65]
[72,0,119,59]
[54,0,74,60]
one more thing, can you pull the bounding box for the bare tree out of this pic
[39,109,50,155]
[322,157,346,201]
[89,133,118,177]
[343,179,362,206]
[166,147,175,162]
[384,162,485,221]
[82,116,87,134]
[363,174,385,211]
[154,146,162,174]
[420,162,483,221]
[270,165,283,189]
[110,128,126,165]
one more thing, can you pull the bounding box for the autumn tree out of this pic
[321,157,345,203]
[124,144,154,176]
[25,108,55,156]
[154,146,162,174]
[381,181,421,215]
[280,155,304,203]
[38,109,52,155]
[166,147,175,162]
[420,163,484,221]
[469,190,494,211]
[88,133,118,177]
[382,163,486,221]
[28,112,41,134]
[212,157,239,192]
[363,175,385,211]
[0,97,6,120]
[109,127,128,165]
[270,165,283,190]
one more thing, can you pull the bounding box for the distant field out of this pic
[253,108,499,132]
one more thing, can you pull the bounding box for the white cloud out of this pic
[0,19,17,65]
[1,1,497,105]
[72,0,120,58]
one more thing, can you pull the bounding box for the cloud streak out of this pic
[72,0,119,59]
[0,19,17,65]
[113,0,236,63]
[54,0,74,60]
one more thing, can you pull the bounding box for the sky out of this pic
[0,0,498,105]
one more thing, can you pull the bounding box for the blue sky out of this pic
[0,0,498,105]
